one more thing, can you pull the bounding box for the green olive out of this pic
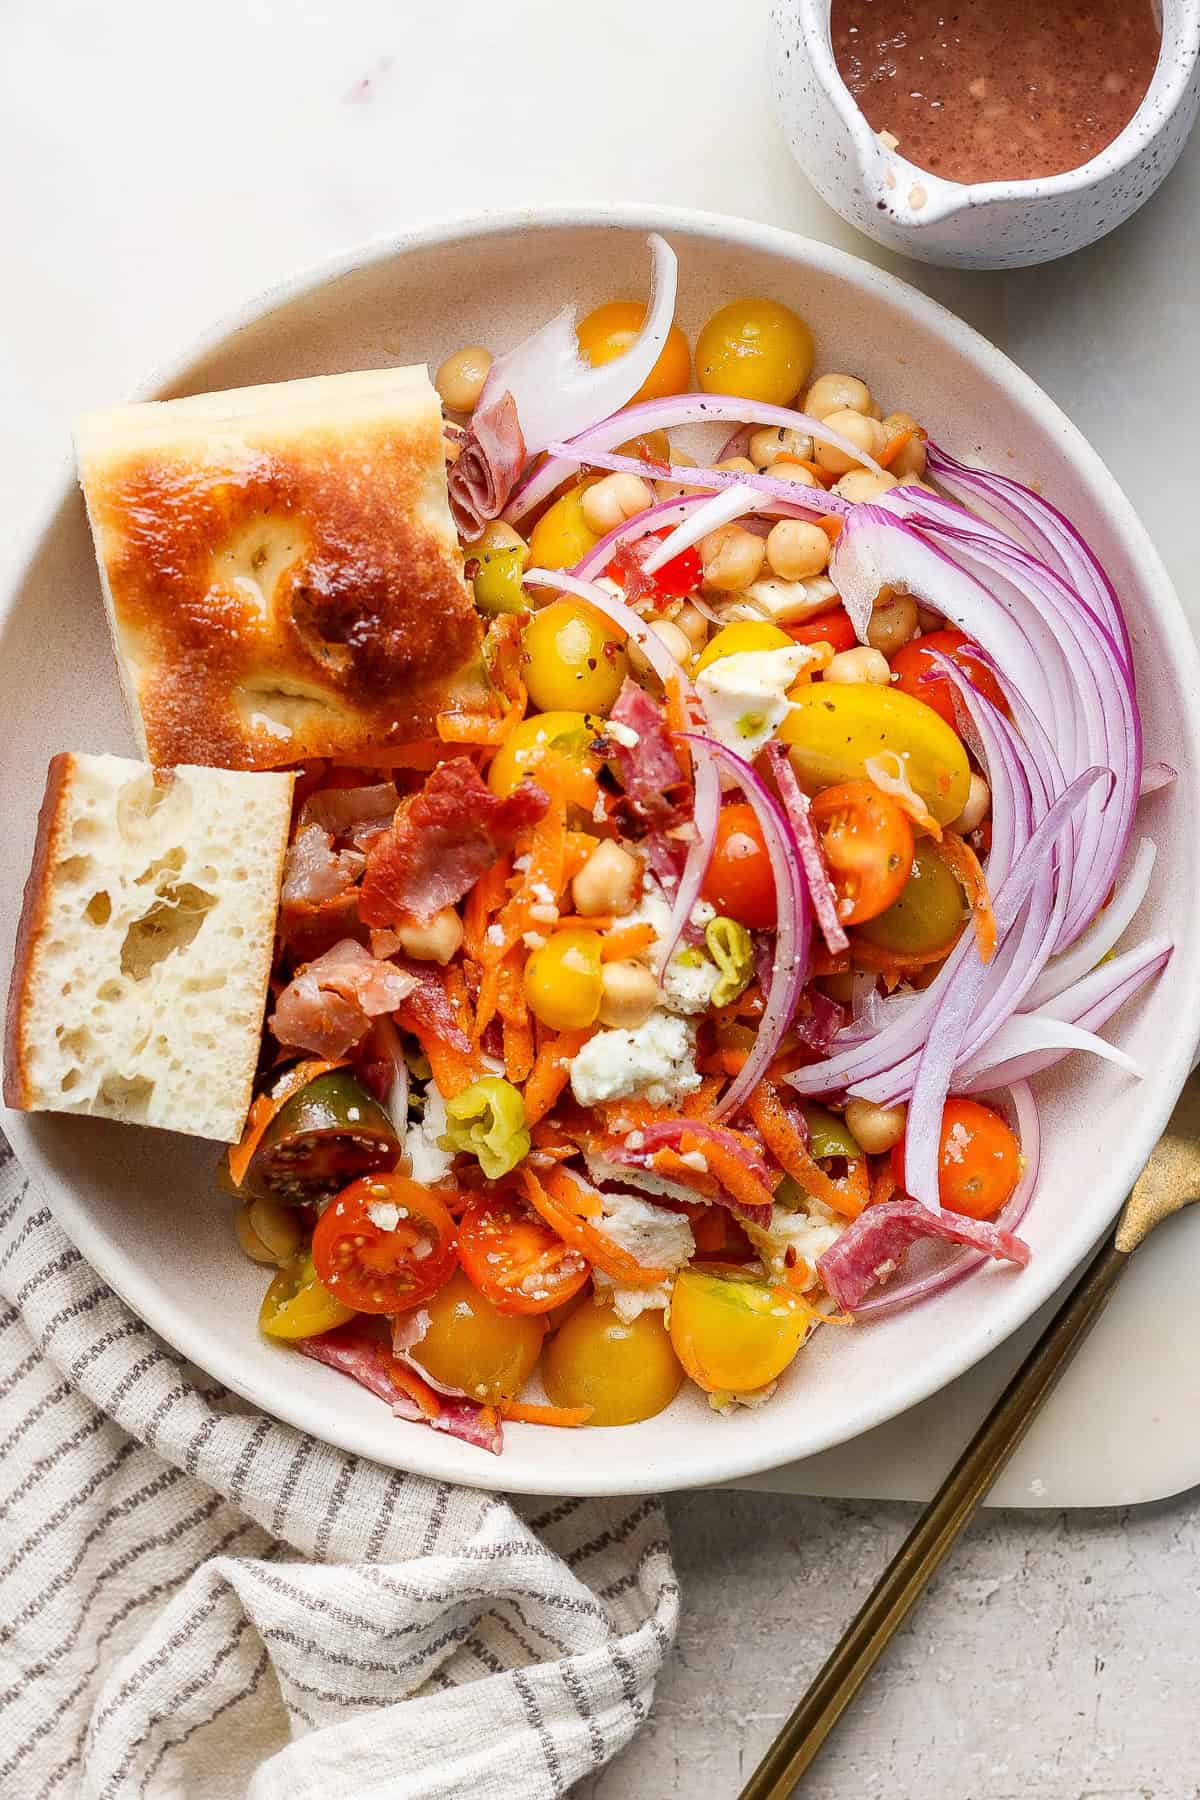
[856,841,965,957]
[804,1104,861,1161]
[472,523,530,615]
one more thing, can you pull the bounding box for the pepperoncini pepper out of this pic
[442,1076,532,1179]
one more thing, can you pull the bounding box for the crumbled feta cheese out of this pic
[661,945,719,1016]
[678,1149,708,1174]
[594,1191,694,1270]
[485,923,505,946]
[695,646,818,758]
[690,898,717,929]
[408,1084,454,1185]
[530,881,556,906]
[607,720,640,749]
[569,1009,701,1109]
[366,1201,402,1231]
[592,1269,675,1323]
[522,930,547,949]
[746,1199,846,1287]
[528,903,558,923]
[513,853,531,873]
[708,1381,779,1414]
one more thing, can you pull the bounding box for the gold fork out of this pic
[739,1073,1200,1800]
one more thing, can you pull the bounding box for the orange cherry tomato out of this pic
[786,607,859,652]
[576,301,691,405]
[890,1097,1021,1220]
[701,803,777,929]
[890,630,1007,731]
[810,780,914,927]
[311,1175,458,1313]
[459,1192,591,1315]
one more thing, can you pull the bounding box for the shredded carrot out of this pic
[692,1209,730,1253]
[600,923,657,962]
[486,768,571,964]
[542,1166,602,1217]
[682,1132,778,1216]
[228,1059,340,1186]
[523,1167,670,1287]
[870,1161,898,1208]
[839,1156,871,1217]
[746,1083,868,1221]
[683,1074,725,1120]
[500,1398,593,1428]
[783,1257,815,1290]
[817,514,844,542]
[878,427,918,470]
[436,710,510,746]
[523,1026,593,1124]
[463,854,513,963]
[809,946,852,978]
[344,741,447,770]
[939,830,998,964]
[564,831,600,883]
[503,1016,535,1085]
[552,914,614,932]
[598,1097,672,1135]
[663,672,693,781]
[385,1357,443,1421]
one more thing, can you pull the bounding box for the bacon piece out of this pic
[301,782,400,847]
[359,757,548,927]
[269,939,417,1059]
[281,824,365,906]
[447,385,527,540]
[297,1327,503,1455]
[608,679,687,822]
[816,1198,1031,1311]
[395,963,474,1058]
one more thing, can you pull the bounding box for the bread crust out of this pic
[3,753,75,1110]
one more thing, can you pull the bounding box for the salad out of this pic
[225,235,1170,1453]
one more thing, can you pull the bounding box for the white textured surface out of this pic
[4,3,1200,1793]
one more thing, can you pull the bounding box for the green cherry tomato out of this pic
[857,841,966,957]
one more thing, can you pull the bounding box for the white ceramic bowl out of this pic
[770,0,1200,269]
[4,205,1200,1496]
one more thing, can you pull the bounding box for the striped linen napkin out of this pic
[0,1134,679,1799]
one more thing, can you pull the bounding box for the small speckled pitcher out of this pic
[769,0,1200,268]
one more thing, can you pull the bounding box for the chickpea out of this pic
[805,372,872,422]
[769,458,820,488]
[835,469,899,503]
[765,519,830,582]
[598,960,660,1029]
[898,474,938,494]
[391,907,464,965]
[234,1197,302,1267]
[700,524,766,593]
[672,602,711,653]
[866,591,919,656]
[823,646,891,685]
[627,616,693,680]
[748,425,814,468]
[815,410,887,476]
[715,456,758,475]
[844,1098,907,1155]
[950,773,991,836]
[880,411,928,479]
[572,840,640,918]
[581,473,655,536]
[655,448,700,502]
[435,346,492,413]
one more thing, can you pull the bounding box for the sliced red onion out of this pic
[764,743,849,954]
[506,392,874,523]
[523,566,692,692]
[641,483,766,574]
[659,752,721,973]
[549,444,847,524]
[1140,761,1177,795]
[957,1013,1143,1086]
[1025,837,1156,1010]
[373,1015,410,1140]
[851,1082,1040,1319]
[678,734,812,1121]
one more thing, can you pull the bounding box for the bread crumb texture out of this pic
[4,752,293,1142]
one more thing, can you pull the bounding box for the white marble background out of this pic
[5,1,1200,1794]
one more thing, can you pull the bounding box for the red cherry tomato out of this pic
[810,780,914,926]
[459,1192,591,1315]
[786,607,858,652]
[606,527,701,603]
[701,803,777,928]
[890,1097,1021,1220]
[890,630,1007,731]
[312,1175,458,1313]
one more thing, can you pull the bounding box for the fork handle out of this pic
[738,1232,1129,1800]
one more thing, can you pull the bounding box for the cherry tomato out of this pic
[459,1192,591,1315]
[701,803,777,929]
[696,298,815,405]
[890,630,1007,731]
[576,301,691,405]
[259,1252,356,1341]
[786,607,858,653]
[408,1268,545,1402]
[890,1098,1021,1220]
[527,485,599,571]
[605,527,702,602]
[487,709,603,799]
[810,780,914,927]
[312,1175,458,1313]
[695,620,793,672]
[669,1264,810,1392]
[780,683,971,826]
[542,1303,684,1424]
[522,599,628,714]
[856,841,965,957]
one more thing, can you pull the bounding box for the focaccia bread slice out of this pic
[4,752,293,1142]
[74,366,483,771]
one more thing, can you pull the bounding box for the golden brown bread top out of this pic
[75,367,483,770]
[3,752,73,1111]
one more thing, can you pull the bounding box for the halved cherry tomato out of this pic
[408,1268,545,1402]
[890,1097,1021,1220]
[312,1175,458,1313]
[606,527,701,602]
[669,1263,810,1392]
[786,607,858,653]
[810,780,914,927]
[890,629,1007,731]
[701,803,777,929]
[259,1253,356,1341]
[459,1192,591,1315]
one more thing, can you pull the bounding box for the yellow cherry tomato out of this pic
[577,301,692,405]
[669,1265,810,1393]
[543,1303,684,1425]
[528,485,600,572]
[259,1253,355,1341]
[409,1269,545,1404]
[694,619,795,673]
[523,929,604,1031]
[523,599,628,714]
[488,709,603,798]
[696,298,815,406]
[780,683,971,826]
